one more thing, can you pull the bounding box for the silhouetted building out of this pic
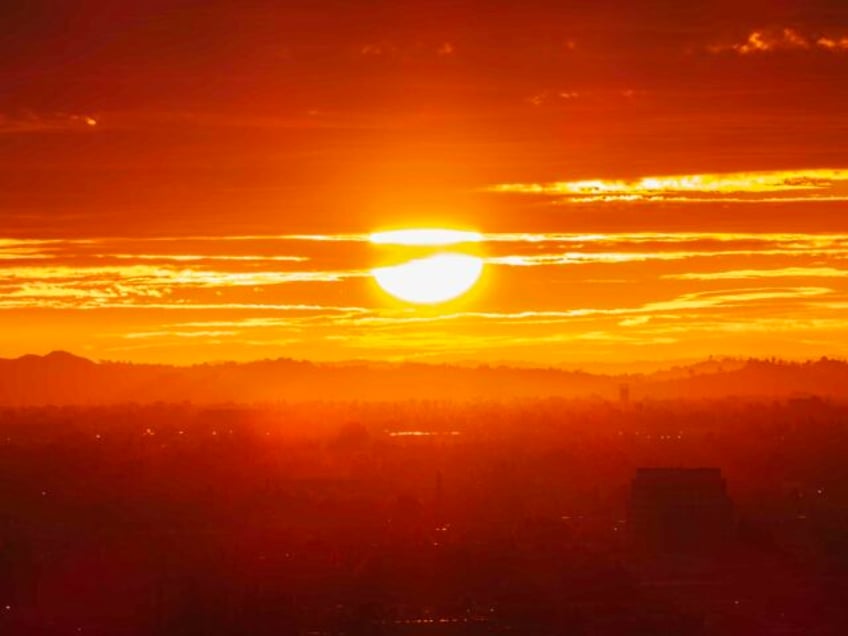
[628,468,733,554]
[619,383,630,405]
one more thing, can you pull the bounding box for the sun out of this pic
[370,229,484,304]
[373,254,483,304]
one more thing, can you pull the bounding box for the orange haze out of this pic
[3,1,848,364]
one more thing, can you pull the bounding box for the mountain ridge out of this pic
[0,351,844,405]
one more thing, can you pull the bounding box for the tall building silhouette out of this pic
[628,468,733,554]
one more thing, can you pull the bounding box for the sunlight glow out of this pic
[370,229,483,246]
[372,254,483,304]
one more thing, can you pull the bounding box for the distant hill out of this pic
[0,352,845,405]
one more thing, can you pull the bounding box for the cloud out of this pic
[816,36,848,52]
[359,41,457,58]
[317,287,837,331]
[436,42,455,56]
[0,264,359,286]
[0,111,98,134]
[488,168,848,203]
[12,231,848,278]
[5,226,846,359]
[360,42,398,56]
[124,330,239,340]
[708,28,848,54]
[638,287,832,313]
[104,254,309,263]
[3,231,848,361]
[241,286,841,358]
[0,263,367,309]
[527,90,580,106]
[666,267,848,281]
[526,88,643,108]
[487,252,694,266]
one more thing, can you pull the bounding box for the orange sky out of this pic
[3,1,848,365]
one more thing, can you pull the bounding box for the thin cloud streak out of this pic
[667,267,848,281]
[4,233,848,314]
[10,232,848,253]
[103,254,309,263]
[708,28,848,55]
[557,195,848,204]
[0,111,99,134]
[488,169,848,203]
[0,262,368,309]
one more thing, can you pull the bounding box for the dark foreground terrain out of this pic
[1,397,847,634]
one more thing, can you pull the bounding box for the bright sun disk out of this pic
[372,253,483,304]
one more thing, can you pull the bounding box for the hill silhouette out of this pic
[0,352,846,405]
